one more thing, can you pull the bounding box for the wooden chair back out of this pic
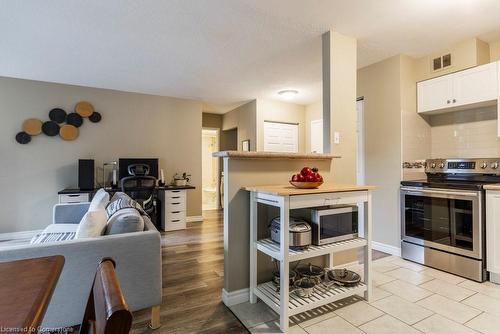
[80,258,133,334]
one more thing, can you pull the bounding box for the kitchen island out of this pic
[244,183,374,332]
[213,150,374,332]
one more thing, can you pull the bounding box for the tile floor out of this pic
[231,255,500,333]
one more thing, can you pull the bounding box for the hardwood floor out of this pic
[131,210,248,334]
[131,210,389,333]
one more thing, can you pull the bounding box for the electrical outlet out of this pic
[334,132,340,144]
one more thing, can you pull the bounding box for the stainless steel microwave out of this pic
[310,206,358,245]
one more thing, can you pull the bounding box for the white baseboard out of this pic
[186,215,204,223]
[0,230,42,241]
[222,288,249,307]
[372,241,401,257]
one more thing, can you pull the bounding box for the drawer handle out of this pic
[171,202,180,205]
[67,194,81,197]
[172,211,181,214]
[171,196,181,199]
[172,219,180,222]
[172,191,181,193]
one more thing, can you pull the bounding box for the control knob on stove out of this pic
[481,162,488,169]
[438,163,445,169]
[492,162,499,169]
[430,162,436,168]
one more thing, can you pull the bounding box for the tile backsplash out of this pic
[430,106,500,158]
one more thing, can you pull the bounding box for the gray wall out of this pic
[0,77,203,233]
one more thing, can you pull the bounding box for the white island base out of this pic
[244,183,374,332]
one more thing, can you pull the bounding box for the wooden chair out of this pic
[80,258,133,334]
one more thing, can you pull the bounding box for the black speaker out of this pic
[78,159,95,190]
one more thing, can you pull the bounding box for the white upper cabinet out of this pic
[453,62,498,107]
[417,76,453,113]
[417,61,499,114]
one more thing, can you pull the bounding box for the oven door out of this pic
[401,187,482,259]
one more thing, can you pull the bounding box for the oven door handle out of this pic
[401,187,479,197]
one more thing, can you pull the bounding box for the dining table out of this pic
[0,255,65,333]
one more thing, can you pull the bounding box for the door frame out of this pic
[202,127,220,210]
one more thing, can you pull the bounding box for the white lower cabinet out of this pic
[160,189,187,231]
[486,190,500,283]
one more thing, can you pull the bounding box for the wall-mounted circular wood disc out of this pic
[42,121,60,136]
[59,124,79,141]
[22,118,42,135]
[15,131,31,144]
[75,101,94,117]
[88,111,102,123]
[49,108,67,123]
[66,112,83,127]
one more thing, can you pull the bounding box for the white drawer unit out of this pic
[160,189,188,231]
[59,192,91,204]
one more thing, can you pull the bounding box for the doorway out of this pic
[356,98,365,185]
[202,128,219,211]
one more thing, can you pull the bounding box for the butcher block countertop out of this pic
[213,151,340,160]
[484,184,500,190]
[243,183,376,196]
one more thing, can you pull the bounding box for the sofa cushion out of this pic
[105,208,144,235]
[89,188,110,211]
[31,224,78,244]
[75,209,108,238]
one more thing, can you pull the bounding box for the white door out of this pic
[264,121,299,153]
[310,119,323,153]
[417,76,453,113]
[453,62,498,107]
[202,129,219,210]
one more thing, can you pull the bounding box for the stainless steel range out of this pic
[400,158,500,282]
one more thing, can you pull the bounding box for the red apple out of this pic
[297,173,306,182]
[301,167,313,176]
[291,173,301,182]
[306,174,317,182]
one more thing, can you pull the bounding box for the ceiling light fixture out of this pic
[278,89,299,99]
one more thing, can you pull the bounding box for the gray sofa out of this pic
[0,202,162,329]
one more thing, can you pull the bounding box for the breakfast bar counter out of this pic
[243,183,374,332]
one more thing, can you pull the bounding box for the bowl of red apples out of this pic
[290,167,324,189]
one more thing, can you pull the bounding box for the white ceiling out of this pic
[2,0,500,112]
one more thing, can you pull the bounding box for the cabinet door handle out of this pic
[447,100,451,104]
[452,99,457,103]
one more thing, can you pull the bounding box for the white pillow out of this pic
[75,209,108,238]
[89,188,110,211]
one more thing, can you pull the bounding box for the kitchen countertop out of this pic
[243,183,375,196]
[484,184,500,190]
[212,150,340,160]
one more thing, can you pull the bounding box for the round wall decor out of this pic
[59,124,79,141]
[15,101,102,144]
[49,108,67,123]
[75,101,94,117]
[15,132,31,144]
[41,121,60,136]
[89,112,102,123]
[22,118,43,135]
[66,112,83,127]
